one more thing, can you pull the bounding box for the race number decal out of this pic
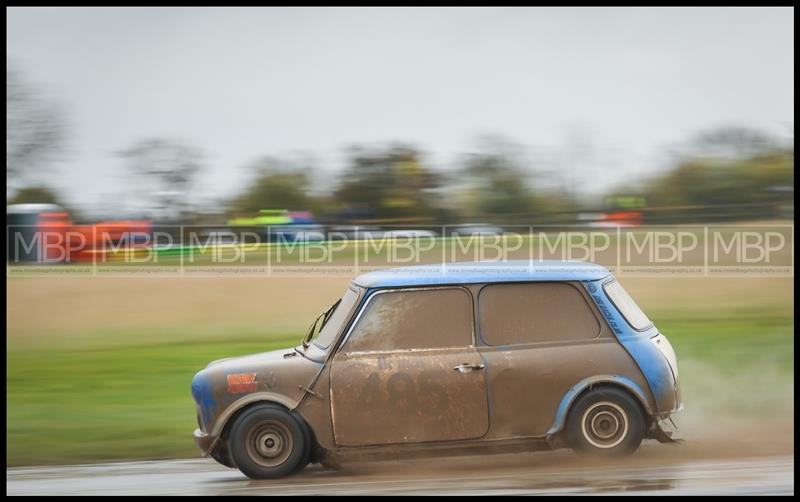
[356,370,448,414]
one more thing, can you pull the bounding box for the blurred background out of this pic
[6,7,794,467]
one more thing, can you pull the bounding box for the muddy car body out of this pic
[192,260,682,478]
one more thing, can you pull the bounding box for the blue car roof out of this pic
[353,260,612,288]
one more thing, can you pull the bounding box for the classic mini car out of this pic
[192,260,682,479]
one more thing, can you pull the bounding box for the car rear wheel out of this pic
[229,404,308,479]
[566,387,645,456]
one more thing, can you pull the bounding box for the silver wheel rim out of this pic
[581,401,628,449]
[245,420,293,467]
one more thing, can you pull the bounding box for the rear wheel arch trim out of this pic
[545,375,653,437]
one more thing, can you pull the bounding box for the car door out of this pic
[475,281,635,439]
[330,287,489,446]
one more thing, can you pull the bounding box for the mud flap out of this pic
[210,443,236,468]
[653,418,683,444]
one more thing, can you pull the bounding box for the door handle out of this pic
[453,363,485,373]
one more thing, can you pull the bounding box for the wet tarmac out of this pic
[6,450,794,496]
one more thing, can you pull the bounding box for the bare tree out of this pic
[118,139,204,221]
[6,67,66,190]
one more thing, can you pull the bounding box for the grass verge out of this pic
[7,310,793,466]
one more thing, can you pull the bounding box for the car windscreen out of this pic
[312,287,360,349]
[603,280,653,331]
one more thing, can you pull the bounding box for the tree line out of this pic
[7,68,794,225]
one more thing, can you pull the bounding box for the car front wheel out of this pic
[566,387,645,456]
[229,404,308,479]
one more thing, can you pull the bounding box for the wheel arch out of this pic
[207,393,315,456]
[223,397,315,478]
[545,375,654,438]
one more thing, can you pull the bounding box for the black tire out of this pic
[229,404,308,479]
[566,386,645,457]
[293,414,313,473]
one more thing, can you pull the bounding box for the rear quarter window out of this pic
[478,282,601,345]
[602,280,653,331]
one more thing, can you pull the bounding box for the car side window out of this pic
[478,282,600,345]
[342,288,473,352]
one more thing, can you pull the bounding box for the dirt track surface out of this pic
[7,449,794,496]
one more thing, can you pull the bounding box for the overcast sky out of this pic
[6,7,794,214]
